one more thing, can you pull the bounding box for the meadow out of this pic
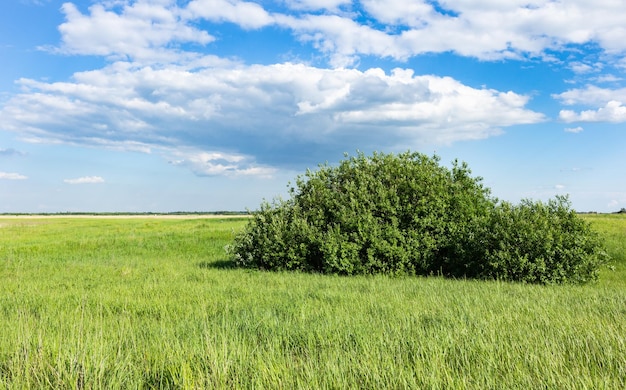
[0,215,624,388]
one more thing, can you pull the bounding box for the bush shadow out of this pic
[197,259,237,270]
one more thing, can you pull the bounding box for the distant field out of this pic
[0,215,624,388]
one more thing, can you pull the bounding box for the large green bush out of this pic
[229,151,608,283]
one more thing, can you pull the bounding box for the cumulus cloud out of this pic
[555,85,626,106]
[7,0,626,177]
[555,86,626,123]
[0,61,544,172]
[564,126,583,133]
[51,0,626,66]
[184,0,274,29]
[56,1,213,62]
[560,100,626,123]
[275,0,626,64]
[64,176,105,184]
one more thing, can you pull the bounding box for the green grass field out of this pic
[0,215,624,388]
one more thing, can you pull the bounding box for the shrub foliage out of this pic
[230,151,608,283]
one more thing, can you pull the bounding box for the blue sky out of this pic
[1,0,625,213]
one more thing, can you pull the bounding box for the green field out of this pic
[0,215,624,388]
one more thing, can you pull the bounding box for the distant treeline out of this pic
[0,211,249,216]
[579,208,626,215]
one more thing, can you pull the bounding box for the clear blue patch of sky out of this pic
[0,0,107,92]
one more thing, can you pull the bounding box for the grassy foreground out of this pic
[0,215,624,389]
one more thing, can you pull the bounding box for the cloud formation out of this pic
[57,1,213,62]
[555,85,626,123]
[64,176,105,184]
[0,172,28,180]
[55,1,626,66]
[3,0,626,177]
[0,62,543,172]
[167,149,276,177]
[560,100,626,123]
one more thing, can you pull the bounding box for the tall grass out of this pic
[583,214,626,287]
[1,216,624,388]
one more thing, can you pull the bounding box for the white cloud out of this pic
[50,0,626,67]
[560,100,626,123]
[595,74,622,83]
[0,61,544,174]
[276,14,401,67]
[64,176,105,184]
[167,148,276,177]
[555,85,626,106]
[564,126,583,133]
[569,62,595,74]
[0,172,28,180]
[555,184,565,190]
[555,86,626,123]
[276,0,626,63]
[184,0,274,29]
[56,1,213,62]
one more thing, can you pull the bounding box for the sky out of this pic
[1,0,625,213]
